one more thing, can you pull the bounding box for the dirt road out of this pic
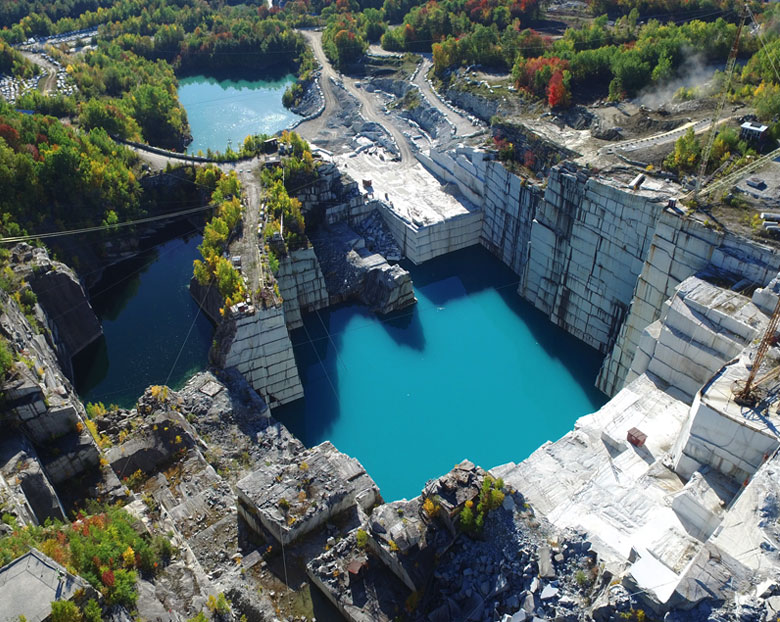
[296,30,414,166]
[20,51,58,94]
[235,168,264,296]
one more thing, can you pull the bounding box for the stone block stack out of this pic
[215,304,303,407]
[276,247,329,330]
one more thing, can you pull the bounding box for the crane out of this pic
[691,5,747,202]
[736,295,780,404]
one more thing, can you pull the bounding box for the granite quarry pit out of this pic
[8,29,780,622]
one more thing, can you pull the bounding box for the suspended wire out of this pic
[165,278,212,387]
[0,203,214,244]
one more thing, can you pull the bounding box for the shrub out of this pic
[422,497,440,517]
[459,477,505,536]
[207,593,231,616]
[459,505,474,532]
[82,600,102,622]
[0,337,14,377]
[356,528,368,549]
[0,504,173,607]
[50,601,82,622]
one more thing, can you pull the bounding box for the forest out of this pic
[0,101,141,239]
[0,0,777,241]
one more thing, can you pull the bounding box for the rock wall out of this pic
[419,145,540,275]
[377,202,483,265]
[0,288,122,522]
[276,247,329,330]
[445,87,501,122]
[427,144,780,401]
[521,165,665,354]
[10,243,102,379]
[214,304,304,407]
[310,222,416,314]
[480,160,541,276]
[421,146,667,353]
[297,162,373,226]
[597,214,780,396]
[492,120,579,174]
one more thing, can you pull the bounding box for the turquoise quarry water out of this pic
[276,246,607,502]
[178,74,300,154]
[74,232,213,408]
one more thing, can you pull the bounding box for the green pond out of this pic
[178,74,301,154]
[74,231,213,408]
[275,246,607,502]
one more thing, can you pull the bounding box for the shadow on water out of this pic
[276,245,607,468]
[277,307,344,445]
[89,249,158,322]
[376,302,426,352]
[73,229,213,408]
[406,246,605,405]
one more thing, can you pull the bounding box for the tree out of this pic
[547,70,571,108]
[664,127,701,173]
[334,29,365,65]
[50,602,82,622]
[651,54,673,83]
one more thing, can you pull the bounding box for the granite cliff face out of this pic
[0,286,123,526]
[424,145,780,397]
[9,243,102,378]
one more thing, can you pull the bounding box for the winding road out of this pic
[296,29,414,166]
[20,51,58,94]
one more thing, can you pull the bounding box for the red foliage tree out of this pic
[0,123,20,149]
[547,70,570,108]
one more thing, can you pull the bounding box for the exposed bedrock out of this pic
[211,303,304,408]
[0,432,66,525]
[0,287,123,525]
[293,159,416,314]
[9,243,102,379]
[190,270,305,407]
[598,215,780,396]
[310,221,416,314]
[366,77,449,137]
[428,144,780,400]
[275,246,329,330]
[296,160,374,226]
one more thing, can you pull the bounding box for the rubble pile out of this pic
[308,460,609,622]
[352,210,403,262]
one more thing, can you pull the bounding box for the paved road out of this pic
[297,30,414,166]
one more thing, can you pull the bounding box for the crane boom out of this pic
[693,8,746,199]
[737,296,780,403]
